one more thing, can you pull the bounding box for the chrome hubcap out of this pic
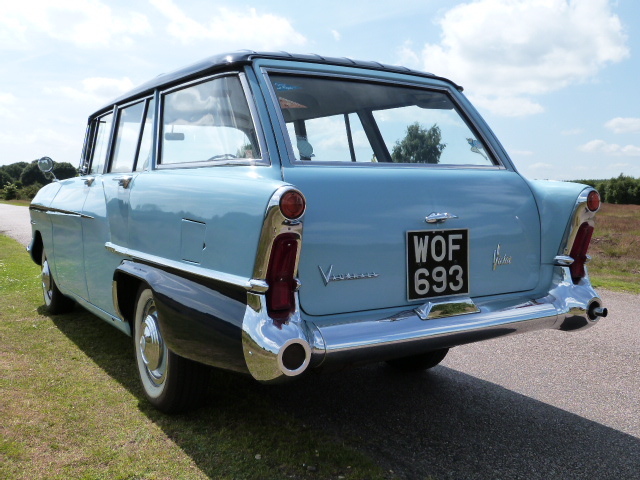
[138,305,167,386]
[42,258,52,301]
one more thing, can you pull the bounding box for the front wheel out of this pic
[41,249,74,314]
[385,348,449,372]
[133,287,210,413]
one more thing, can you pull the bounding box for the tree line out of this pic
[0,160,77,200]
[571,174,640,205]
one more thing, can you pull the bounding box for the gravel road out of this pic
[0,203,32,247]
[2,203,638,479]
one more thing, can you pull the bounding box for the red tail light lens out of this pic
[569,222,594,282]
[586,190,601,212]
[266,233,299,322]
[280,190,306,220]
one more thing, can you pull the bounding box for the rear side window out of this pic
[109,98,155,173]
[269,74,495,166]
[90,112,113,174]
[160,75,261,165]
[110,101,145,173]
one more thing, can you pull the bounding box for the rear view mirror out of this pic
[165,132,185,141]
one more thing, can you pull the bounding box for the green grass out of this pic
[0,200,30,206]
[589,203,640,294]
[0,235,391,480]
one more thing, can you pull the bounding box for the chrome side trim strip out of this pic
[29,204,95,219]
[105,242,259,292]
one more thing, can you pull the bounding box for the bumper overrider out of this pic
[241,265,607,383]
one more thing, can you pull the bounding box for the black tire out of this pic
[41,249,74,314]
[385,348,449,372]
[133,287,210,413]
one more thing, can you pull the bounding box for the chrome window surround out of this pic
[261,67,507,170]
[155,72,270,170]
[557,187,600,259]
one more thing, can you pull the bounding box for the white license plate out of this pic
[406,229,469,301]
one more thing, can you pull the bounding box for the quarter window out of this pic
[160,75,260,165]
[90,112,113,174]
[136,99,155,171]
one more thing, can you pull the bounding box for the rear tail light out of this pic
[280,190,306,220]
[569,222,594,282]
[265,233,299,322]
[586,190,601,212]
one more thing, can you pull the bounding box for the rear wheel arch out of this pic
[30,231,44,266]
[114,270,144,328]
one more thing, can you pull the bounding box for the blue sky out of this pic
[0,0,638,180]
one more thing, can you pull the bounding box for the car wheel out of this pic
[133,287,210,413]
[385,348,449,372]
[41,249,74,314]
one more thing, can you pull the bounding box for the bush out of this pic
[2,184,17,200]
[570,174,640,205]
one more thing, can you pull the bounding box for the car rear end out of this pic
[240,56,607,382]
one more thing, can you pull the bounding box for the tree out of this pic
[53,162,78,180]
[391,122,446,164]
[20,161,49,187]
[1,162,28,182]
[0,170,10,188]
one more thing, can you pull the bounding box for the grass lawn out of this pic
[588,203,640,294]
[0,235,390,480]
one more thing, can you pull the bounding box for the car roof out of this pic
[95,50,462,116]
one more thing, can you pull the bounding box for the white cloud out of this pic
[605,117,640,134]
[150,0,306,49]
[46,77,135,107]
[579,139,640,156]
[0,1,151,49]
[331,29,341,41]
[472,95,544,117]
[405,0,628,117]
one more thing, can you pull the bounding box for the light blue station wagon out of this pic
[29,51,607,413]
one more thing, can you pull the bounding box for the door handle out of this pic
[425,212,459,224]
[113,175,133,189]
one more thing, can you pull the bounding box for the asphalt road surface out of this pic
[2,203,638,479]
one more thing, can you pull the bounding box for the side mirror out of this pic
[37,156,59,182]
[38,156,54,173]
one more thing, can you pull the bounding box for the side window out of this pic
[110,101,145,173]
[90,112,113,174]
[135,99,155,171]
[160,75,261,165]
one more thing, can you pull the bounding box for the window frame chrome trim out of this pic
[261,67,507,170]
[155,71,270,170]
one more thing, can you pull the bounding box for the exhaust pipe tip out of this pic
[588,303,608,320]
[278,339,311,376]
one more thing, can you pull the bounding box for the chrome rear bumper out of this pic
[241,266,606,383]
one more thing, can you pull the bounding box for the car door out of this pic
[83,98,155,316]
[264,71,541,317]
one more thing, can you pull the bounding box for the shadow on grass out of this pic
[50,308,640,480]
